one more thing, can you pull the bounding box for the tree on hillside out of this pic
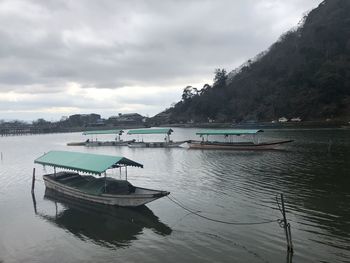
[213,68,227,88]
[182,86,198,101]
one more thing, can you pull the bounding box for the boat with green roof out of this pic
[188,129,293,150]
[67,129,135,147]
[34,151,169,207]
[127,128,188,148]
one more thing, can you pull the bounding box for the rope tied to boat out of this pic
[167,194,279,226]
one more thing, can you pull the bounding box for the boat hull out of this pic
[128,141,187,148]
[188,140,293,150]
[43,175,169,207]
[85,140,134,147]
[67,140,135,147]
[66,142,86,146]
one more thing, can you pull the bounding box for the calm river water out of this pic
[0,128,349,263]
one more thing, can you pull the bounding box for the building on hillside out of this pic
[278,117,288,123]
[88,119,105,127]
[68,114,101,127]
[108,113,145,125]
[291,117,302,122]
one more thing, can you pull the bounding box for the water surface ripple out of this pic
[0,128,349,262]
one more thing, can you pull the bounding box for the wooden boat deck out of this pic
[46,172,135,195]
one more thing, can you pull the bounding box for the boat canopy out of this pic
[34,151,143,175]
[82,129,124,135]
[196,129,263,136]
[127,128,173,135]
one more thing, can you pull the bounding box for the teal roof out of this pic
[82,130,124,135]
[127,128,173,135]
[34,151,143,175]
[196,129,263,136]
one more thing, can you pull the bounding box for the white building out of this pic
[291,117,302,122]
[278,117,288,123]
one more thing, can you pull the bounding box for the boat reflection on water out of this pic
[34,189,172,248]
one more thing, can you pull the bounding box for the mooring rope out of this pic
[167,195,278,225]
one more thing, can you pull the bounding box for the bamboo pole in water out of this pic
[31,168,36,194]
[281,193,294,253]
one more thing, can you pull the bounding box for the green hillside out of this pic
[158,0,350,123]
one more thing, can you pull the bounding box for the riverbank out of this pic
[1,120,349,136]
[0,124,145,136]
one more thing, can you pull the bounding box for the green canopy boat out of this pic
[34,151,169,207]
[127,128,187,148]
[67,129,135,147]
[188,129,293,150]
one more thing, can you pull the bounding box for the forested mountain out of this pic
[157,0,350,123]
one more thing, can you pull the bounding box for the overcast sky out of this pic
[0,0,322,121]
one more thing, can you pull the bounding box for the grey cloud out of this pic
[0,0,322,119]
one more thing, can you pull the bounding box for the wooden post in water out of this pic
[287,223,293,252]
[31,192,37,214]
[281,193,294,253]
[31,168,36,194]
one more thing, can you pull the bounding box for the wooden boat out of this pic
[127,128,186,148]
[67,129,133,147]
[128,141,187,148]
[85,139,135,147]
[188,129,293,150]
[34,151,169,207]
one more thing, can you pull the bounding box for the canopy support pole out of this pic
[125,166,128,181]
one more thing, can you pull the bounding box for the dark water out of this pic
[0,128,349,263]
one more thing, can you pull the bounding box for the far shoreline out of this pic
[1,120,349,137]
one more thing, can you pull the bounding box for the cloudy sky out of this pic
[0,0,322,121]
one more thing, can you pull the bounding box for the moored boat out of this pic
[34,151,169,207]
[188,129,293,150]
[127,128,187,148]
[85,140,135,146]
[128,141,186,148]
[67,129,134,147]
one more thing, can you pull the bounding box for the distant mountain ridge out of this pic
[156,0,350,123]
